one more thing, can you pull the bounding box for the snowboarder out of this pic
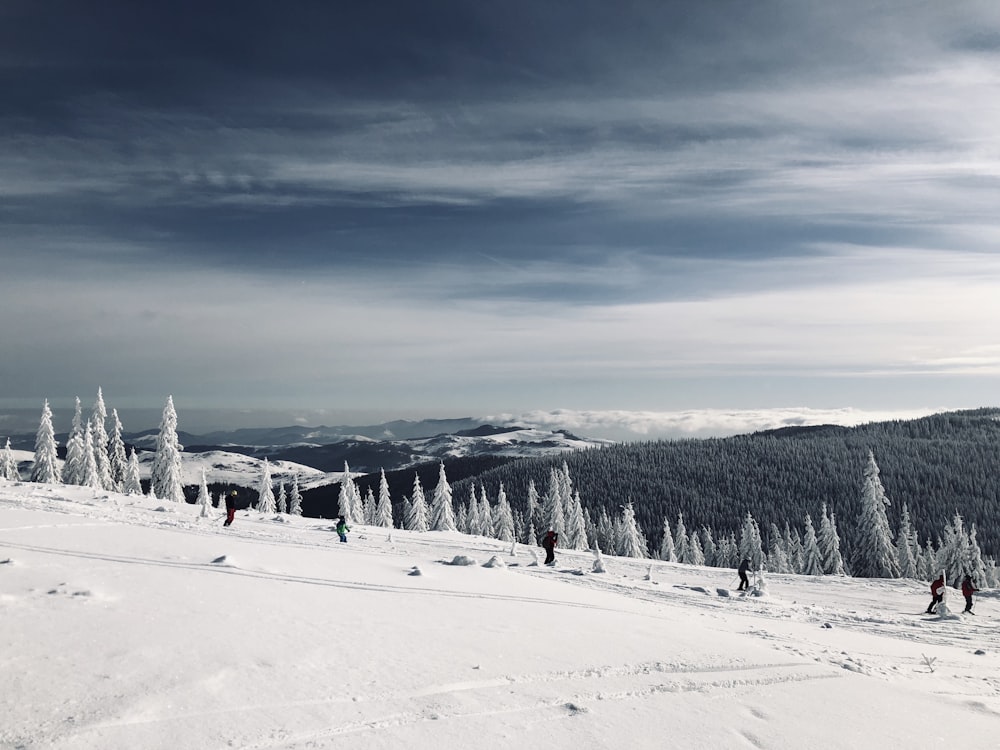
[336,516,350,543]
[542,528,558,566]
[926,574,945,614]
[961,574,979,613]
[223,489,237,527]
[737,558,750,591]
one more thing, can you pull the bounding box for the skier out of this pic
[961,574,979,614]
[926,574,945,614]
[336,516,350,543]
[737,558,751,591]
[542,528,558,566]
[223,489,237,527]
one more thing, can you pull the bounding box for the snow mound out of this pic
[408,566,423,576]
[210,555,235,567]
[482,555,506,569]
[446,555,477,566]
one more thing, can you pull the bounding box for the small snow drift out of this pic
[408,565,423,576]
[482,555,506,569]
[210,555,235,566]
[445,555,477,566]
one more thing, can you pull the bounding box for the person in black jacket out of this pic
[737,558,751,590]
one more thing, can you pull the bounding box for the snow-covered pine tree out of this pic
[700,527,717,567]
[767,522,792,574]
[658,516,677,562]
[80,423,102,490]
[461,484,477,534]
[674,512,691,563]
[276,483,287,514]
[540,467,565,536]
[405,473,429,532]
[89,388,112,491]
[564,490,589,550]
[478,484,493,537]
[123,447,143,496]
[818,504,846,575]
[288,474,303,516]
[738,512,765,571]
[688,531,705,566]
[851,450,901,578]
[62,397,86,485]
[108,408,128,492]
[338,462,363,523]
[429,463,457,531]
[150,396,185,502]
[197,470,211,517]
[256,459,276,514]
[783,523,803,573]
[375,469,394,528]
[1,437,19,480]
[616,503,648,559]
[31,400,61,484]
[716,533,739,569]
[362,486,376,525]
[894,503,919,579]
[493,483,515,542]
[967,524,988,588]
[596,508,615,554]
[525,478,541,542]
[801,514,824,576]
[938,513,971,586]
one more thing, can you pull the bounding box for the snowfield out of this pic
[2,480,999,749]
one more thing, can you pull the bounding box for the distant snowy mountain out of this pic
[131,422,609,475]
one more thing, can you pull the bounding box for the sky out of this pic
[3,1,1000,436]
[4,481,1000,748]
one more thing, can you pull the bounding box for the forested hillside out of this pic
[449,409,1000,560]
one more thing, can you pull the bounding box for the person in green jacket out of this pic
[336,516,350,543]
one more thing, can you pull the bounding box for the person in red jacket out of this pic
[223,489,237,527]
[542,529,558,566]
[926,574,945,614]
[961,574,979,614]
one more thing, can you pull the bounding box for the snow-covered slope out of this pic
[2,479,998,750]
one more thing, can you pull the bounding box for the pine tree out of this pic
[30,400,60,484]
[616,503,648,558]
[540,467,565,535]
[108,408,128,492]
[596,509,615,553]
[78,423,102,490]
[288,474,303,516]
[90,388,112,490]
[851,450,901,578]
[525,479,541,542]
[405,473,429,532]
[338,463,362,523]
[939,513,971,586]
[1,437,19,481]
[478,484,493,536]
[62,397,86,485]
[658,516,677,562]
[493,483,515,542]
[150,396,185,502]
[967,524,988,587]
[801,514,824,576]
[276,483,288,514]
[256,459,276,514]
[674,512,691,563]
[123,447,143,496]
[564,490,589,550]
[688,532,705,566]
[767,522,792,573]
[818,504,846,575]
[894,503,919,579]
[429,463,457,531]
[700,527,717,567]
[362,486,376,524]
[738,512,765,571]
[197,470,211,517]
[375,469,394,527]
